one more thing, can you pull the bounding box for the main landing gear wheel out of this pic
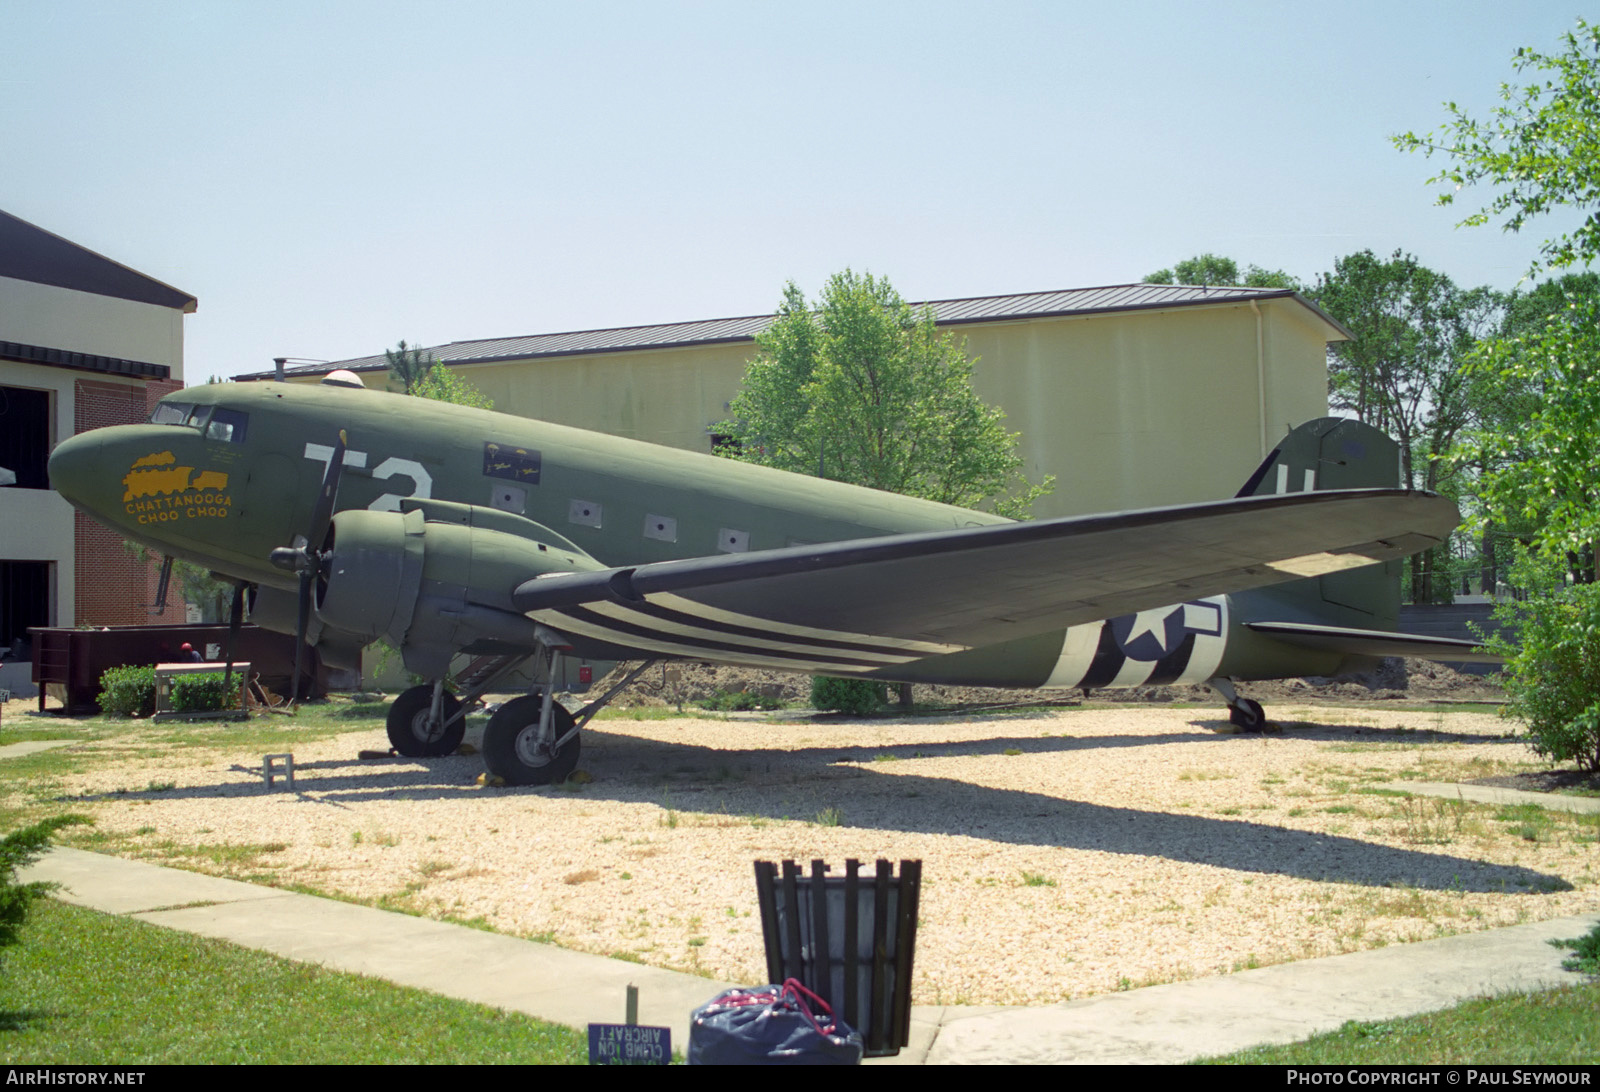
[1229,698,1267,732]
[482,693,580,786]
[386,684,465,757]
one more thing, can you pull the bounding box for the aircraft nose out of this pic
[48,429,108,511]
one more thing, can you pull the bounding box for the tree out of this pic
[1462,275,1600,590]
[1394,19,1600,276]
[717,271,1051,518]
[1308,250,1503,602]
[0,815,88,954]
[1459,287,1600,576]
[385,340,435,394]
[383,341,493,410]
[1142,253,1301,290]
[411,362,493,410]
[1398,21,1600,768]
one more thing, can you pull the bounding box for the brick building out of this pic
[0,210,193,695]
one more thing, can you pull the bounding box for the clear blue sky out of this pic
[1,0,1590,382]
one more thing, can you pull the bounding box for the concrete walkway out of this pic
[0,739,79,759]
[21,847,1598,1064]
[1404,781,1600,816]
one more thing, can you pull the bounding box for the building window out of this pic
[0,560,51,655]
[0,385,52,489]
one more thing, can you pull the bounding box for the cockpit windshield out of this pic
[149,401,193,425]
[147,401,249,443]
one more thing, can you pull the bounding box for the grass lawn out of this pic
[0,900,589,1064]
[1197,979,1600,1064]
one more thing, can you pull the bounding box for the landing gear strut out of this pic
[1205,677,1268,732]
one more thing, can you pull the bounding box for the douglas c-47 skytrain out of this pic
[49,375,1496,785]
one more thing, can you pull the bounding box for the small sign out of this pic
[588,1023,671,1065]
[483,442,542,484]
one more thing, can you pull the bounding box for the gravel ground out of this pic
[24,700,1600,1007]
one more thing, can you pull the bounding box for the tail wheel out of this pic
[386,684,465,756]
[1229,698,1267,732]
[482,693,580,786]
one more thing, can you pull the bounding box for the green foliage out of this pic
[696,690,785,712]
[0,815,89,952]
[120,541,235,623]
[384,339,435,393]
[1142,253,1301,290]
[1458,289,1600,567]
[168,672,239,714]
[1309,250,1502,603]
[1484,565,1600,772]
[717,271,1052,518]
[1394,19,1600,275]
[809,675,882,715]
[1312,251,1501,476]
[1550,921,1600,974]
[97,666,156,717]
[383,340,493,409]
[411,362,494,410]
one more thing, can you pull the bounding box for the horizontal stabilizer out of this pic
[1246,621,1502,664]
[514,488,1461,658]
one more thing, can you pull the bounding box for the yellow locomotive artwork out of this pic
[122,451,232,523]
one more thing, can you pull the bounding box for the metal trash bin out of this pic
[753,858,921,1057]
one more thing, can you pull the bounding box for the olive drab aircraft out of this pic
[48,375,1496,785]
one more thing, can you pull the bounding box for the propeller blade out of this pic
[306,429,348,561]
[269,429,348,708]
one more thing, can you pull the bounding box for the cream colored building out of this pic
[0,210,193,694]
[247,284,1344,519]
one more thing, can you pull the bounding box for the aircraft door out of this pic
[237,453,300,550]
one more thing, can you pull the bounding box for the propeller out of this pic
[269,429,349,705]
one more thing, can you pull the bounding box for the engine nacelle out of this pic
[315,504,606,677]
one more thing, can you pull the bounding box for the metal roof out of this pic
[238,283,1338,380]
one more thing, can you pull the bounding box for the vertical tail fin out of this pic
[1234,417,1403,629]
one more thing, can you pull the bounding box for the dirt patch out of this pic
[33,702,1597,1007]
[599,657,1505,711]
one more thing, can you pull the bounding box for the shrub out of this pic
[169,672,239,713]
[697,689,786,712]
[809,676,883,716]
[0,815,90,952]
[1488,579,1600,772]
[97,666,156,717]
[1550,922,1600,974]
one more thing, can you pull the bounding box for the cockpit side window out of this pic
[205,407,249,443]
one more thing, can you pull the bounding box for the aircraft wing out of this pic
[1245,621,1502,664]
[511,489,1459,671]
